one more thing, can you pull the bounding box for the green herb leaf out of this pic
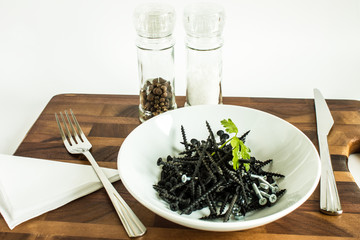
[239,140,251,171]
[243,163,250,171]
[231,138,240,170]
[221,119,238,135]
[239,140,251,160]
[221,118,251,171]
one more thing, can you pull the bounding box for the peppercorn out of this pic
[153,87,162,95]
[146,93,154,101]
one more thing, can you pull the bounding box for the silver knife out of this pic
[314,88,342,215]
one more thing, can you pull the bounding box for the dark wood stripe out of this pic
[331,155,349,171]
[89,123,138,138]
[0,232,34,240]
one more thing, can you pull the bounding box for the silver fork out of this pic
[55,109,146,237]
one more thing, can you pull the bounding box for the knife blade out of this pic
[314,88,342,215]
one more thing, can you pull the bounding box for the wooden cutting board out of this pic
[1,94,359,240]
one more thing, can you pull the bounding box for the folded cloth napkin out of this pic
[0,154,120,229]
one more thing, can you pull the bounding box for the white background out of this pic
[0,0,359,160]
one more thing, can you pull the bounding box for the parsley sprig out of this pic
[220,119,251,171]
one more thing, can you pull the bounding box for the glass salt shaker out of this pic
[184,3,225,106]
[133,3,177,122]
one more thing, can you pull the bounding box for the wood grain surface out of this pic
[2,94,360,240]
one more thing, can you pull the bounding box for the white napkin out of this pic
[0,154,120,229]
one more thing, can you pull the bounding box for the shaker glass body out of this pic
[186,45,222,105]
[184,3,225,106]
[134,3,176,122]
[137,38,176,122]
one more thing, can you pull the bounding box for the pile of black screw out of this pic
[153,122,286,222]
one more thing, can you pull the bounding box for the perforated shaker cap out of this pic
[133,3,176,38]
[183,2,225,38]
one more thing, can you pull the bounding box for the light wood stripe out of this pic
[334,171,356,182]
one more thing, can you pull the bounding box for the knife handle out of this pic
[319,134,343,215]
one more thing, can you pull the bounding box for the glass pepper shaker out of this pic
[183,3,225,106]
[133,3,177,122]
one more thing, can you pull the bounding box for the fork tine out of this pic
[64,110,78,140]
[70,109,85,140]
[60,112,75,146]
[65,110,85,145]
[55,113,67,142]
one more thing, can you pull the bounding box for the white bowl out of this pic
[117,105,320,231]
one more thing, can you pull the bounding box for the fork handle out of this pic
[83,151,147,237]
